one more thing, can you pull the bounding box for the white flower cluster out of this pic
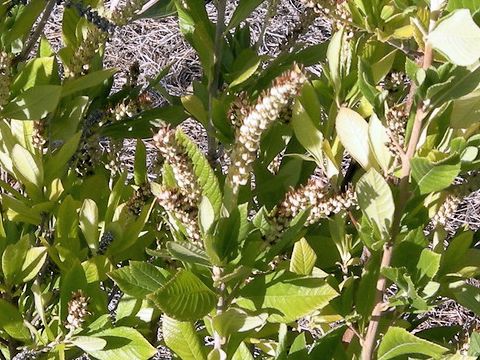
[432,172,480,227]
[226,65,307,192]
[268,178,357,243]
[301,0,354,37]
[153,126,202,242]
[0,51,12,110]
[65,290,90,331]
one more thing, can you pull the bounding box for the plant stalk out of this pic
[360,8,440,360]
[207,0,228,166]
[15,0,56,64]
[212,266,226,353]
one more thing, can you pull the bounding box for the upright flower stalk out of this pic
[153,125,202,242]
[224,65,307,212]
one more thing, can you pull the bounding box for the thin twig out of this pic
[360,7,441,360]
[255,0,279,51]
[14,0,56,64]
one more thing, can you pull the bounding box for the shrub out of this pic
[0,0,480,359]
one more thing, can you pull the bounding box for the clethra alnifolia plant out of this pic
[1,0,480,359]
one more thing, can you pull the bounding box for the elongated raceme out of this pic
[226,65,307,193]
[110,0,145,26]
[268,177,357,243]
[432,173,480,227]
[0,51,12,110]
[153,125,202,242]
[65,290,90,331]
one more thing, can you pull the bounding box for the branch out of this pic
[206,0,227,167]
[360,8,441,360]
[14,0,56,64]
[212,266,226,354]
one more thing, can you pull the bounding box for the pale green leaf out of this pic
[368,114,393,173]
[378,327,448,360]
[108,261,167,298]
[62,69,116,97]
[428,9,480,66]
[79,199,99,252]
[71,336,107,352]
[19,247,47,283]
[166,241,211,267]
[451,90,480,128]
[85,327,157,360]
[212,308,268,337]
[163,315,207,360]
[411,155,461,194]
[0,299,31,341]
[356,169,394,240]
[1,85,62,120]
[290,238,317,275]
[292,99,324,166]
[236,270,338,323]
[148,269,216,321]
[336,107,375,170]
[12,144,43,188]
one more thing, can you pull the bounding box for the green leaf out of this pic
[236,270,338,323]
[378,327,448,360]
[368,114,393,173]
[292,98,324,166]
[416,249,441,282]
[212,308,268,337]
[19,246,48,283]
[228,0,265,30]
[451,89,480,128]
[11,57,56,93]
[45,132,82,182]
[134,0,176,20]
[411,154,461,194]
[199,196,215,234]
[134,140,147,185]
[163,316,207,360]
[108,261,167,298]
[336,107,375,170]
[12,144,43,189]
[62,69,117,97]
[232,342,254,360]
[176,129,222,216]
[447,0,480,12]
[148,269,216,321]
[290,238,317,275]
[428,9,480,66]
[0,299,31,341]
[72,336,107,352]
[229,49,261,88]
[166,241,211,267]
[79,199,99,253]
[85,327,157,360]
[2,236,30,286]
[356,169,394,241]
[1,85,62,120]
[468,332,480,356]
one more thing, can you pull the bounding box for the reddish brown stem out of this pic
[360,9,440,359]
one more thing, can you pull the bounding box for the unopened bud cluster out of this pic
[228,92,251,129]
[98,231,114,254]
[268,178,357,243]
[32,120,47,150]
[226,65,307,191]
[382,72,407,93]
[110,0,145,26]
[153,126,202,242]
[301,0,354,38]
[75,137,100,177]
[127,183,152,216]
[65,290,90,331]
[66,1,115,33]
[156,187,201,242]
[64,28,107,77]
[12,350,38,360]
[0,51,12,110]
[385,105,407,155]
[432,173,480,227]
